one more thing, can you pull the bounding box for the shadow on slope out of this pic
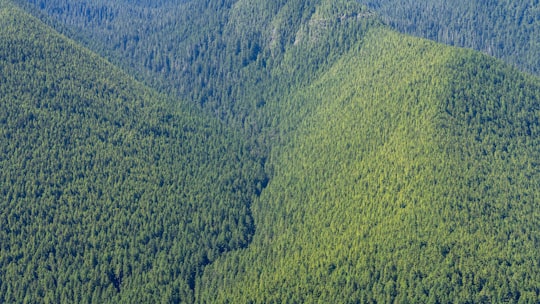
[198,28,540,303]
[0,2,264,302]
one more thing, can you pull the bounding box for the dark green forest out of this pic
[0,2,265,302]
[11,0,383,131]
[2,0,540,302]
[361,0,540,75]
[199,29,540,303]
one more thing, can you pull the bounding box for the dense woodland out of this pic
[199,29,540,303]
[12,0,384,132]
[1,0,540,302]
[362,0,540,75]
[0,2,265,302]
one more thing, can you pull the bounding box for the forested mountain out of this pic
[13,0,540,123]
[13,0,381,134]
[0,1,264,302]
[3,0,540,302]
[361,0,540,75]
[198,28,540,302]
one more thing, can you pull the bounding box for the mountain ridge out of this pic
[2,0,540,302]
[0,2,264,302]
[198,27,540,303]
[361,0,540,75]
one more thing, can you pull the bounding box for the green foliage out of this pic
[198,29,540,303]
[0,2,264,302]
[361,0,540,75]
[11,0,379,133]
[2,0,540,302]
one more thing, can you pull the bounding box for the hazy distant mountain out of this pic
[361,0,540,75]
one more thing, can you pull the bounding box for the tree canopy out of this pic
[2,0,540,302]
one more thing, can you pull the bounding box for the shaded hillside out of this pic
[14,0,540,121]
[198,28,540,303]
[361,0,540,75]
[12,0,380,134]
[3,0,540,302]
[0,2,264,302]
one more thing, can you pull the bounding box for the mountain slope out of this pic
[12,0,380,133]
[3,0,540,302]
[198,28,540,303]
[361,0,540,75]
[0,2,264,302]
